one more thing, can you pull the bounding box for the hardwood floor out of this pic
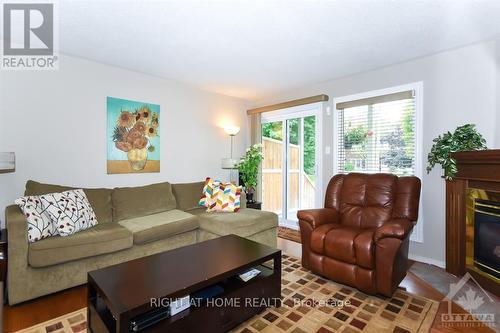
[2,241,496,333]
[4,285,87,332]
[400,271,495,333]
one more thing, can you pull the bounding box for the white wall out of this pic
[252,40,499,266]
[0,55,250,226]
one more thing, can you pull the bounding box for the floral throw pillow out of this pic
[207,182,242,213]
[199,178,220,209]
[40,189,98,236]
[15,196,57,243]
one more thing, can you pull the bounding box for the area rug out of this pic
[278,226,302,243]
[233,255,439,333]
[14,309,87,333]
[14,255,438,333]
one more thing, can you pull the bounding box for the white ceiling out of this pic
[57,0,500,100]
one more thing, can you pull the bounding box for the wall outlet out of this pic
[325,146,331,155]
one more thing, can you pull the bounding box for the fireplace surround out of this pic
[446,150,500,296]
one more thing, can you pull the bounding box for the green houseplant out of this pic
[238,143,264,203]
[427,124,487,180]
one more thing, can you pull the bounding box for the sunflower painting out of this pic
[107,97,160,174]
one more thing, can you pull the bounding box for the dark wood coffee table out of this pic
[87,235,281,333]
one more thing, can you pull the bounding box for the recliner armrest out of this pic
[374,218,414,242]
[297,208,338,229]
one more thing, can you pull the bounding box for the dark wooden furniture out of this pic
[0,229,7,285]
[0,229,7,304]
[446,150,500,296]
[246,202,262,210]
[87,235,281,333]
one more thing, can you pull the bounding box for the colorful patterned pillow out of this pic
[199,178,220,209]
[40,189,98,236]
[207,182,242,213]
[15,196,57,243]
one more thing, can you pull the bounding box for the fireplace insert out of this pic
[474,199,500,279]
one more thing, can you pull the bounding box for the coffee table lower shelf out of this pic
[88,260,281,333]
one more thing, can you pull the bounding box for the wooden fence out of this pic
[261,137,315,215]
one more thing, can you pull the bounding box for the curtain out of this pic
[249,113,261,146]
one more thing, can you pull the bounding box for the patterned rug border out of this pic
[14,255,439,333]
[13,308,87,333]
[416,301,440,333]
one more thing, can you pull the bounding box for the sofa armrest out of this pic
[297,208,339,229]
[240,192,246,209]
[374,218,413,242]
[6,205,29,264]
[6,205,32,304]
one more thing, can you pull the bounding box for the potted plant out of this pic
[238,143,264,203]
[344,126,369,149]
[427,124,487,180]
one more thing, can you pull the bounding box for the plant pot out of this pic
[127,147,148,171]
[344,142,353,150]
[246,191,255,204]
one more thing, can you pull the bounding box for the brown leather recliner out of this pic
[298,173,421,297]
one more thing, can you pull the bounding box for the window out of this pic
[334,82,423,242]
[336,90,417,175]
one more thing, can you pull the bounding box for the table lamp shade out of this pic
[224,126,240,136]
[221,158,239,169]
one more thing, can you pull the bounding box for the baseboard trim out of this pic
[409,254,446,268]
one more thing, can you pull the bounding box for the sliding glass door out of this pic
[285,116,317,221]
[261,104,321,228]
[261,120,284,217]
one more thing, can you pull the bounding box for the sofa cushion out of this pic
[324,226,359,264]
[119,210,199,244]
[25,180,113,224]
[339,174,397,229]
[191,208,278,237]
[172,181,205,211]
[310,224,343,255]
[29,223,133,267]
[206,182,242,213]
[40,189,99,236]
[322,226,376,269]
[199,178,219,208]
[112,182,177,222]
[15,195,57,242]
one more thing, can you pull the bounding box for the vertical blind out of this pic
[336,90,416,176]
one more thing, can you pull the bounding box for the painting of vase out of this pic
[107,96,160,174]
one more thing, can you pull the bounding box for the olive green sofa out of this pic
[6,180,278,305]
